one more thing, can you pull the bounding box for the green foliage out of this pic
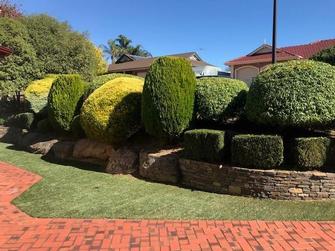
[290,137,333,170]
[312,46,335,66]
[86,73,143,98]
[0,17,41,95]
[5,112,34,129]
[21,15,101,81]
[184,129,225,163]
[48,75,87,132]
[232,135,284,169]
[142,57,196,141]
[195,77,248,123]
[246,60,335,128]
[36,118,52,133]
[24,75,58,114]
[70,115,85,138]
[81,77,144,144]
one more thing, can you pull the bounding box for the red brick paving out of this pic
[1,162,335,250]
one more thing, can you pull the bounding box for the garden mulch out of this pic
[1,162,335,251]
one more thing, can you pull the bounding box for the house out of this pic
[108,52,222,77]
[225,39,335,85]
[0,46,12,58]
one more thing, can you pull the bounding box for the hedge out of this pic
[80,77,144,144]
[5,112,34,129]
[246,60,335,128]
[24,74,58,114]
[312,46,335,66]
[232,135,284,169]
[142,57,196,141]
[70,115,85,138]
[195,77,248,123]
[37,118,52,133]
[48,75,87,132]
[290,137,332,170]
[184,129,225,163]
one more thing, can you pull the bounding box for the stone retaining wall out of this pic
[180,159,335,200]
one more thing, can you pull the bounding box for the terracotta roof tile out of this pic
[226,39,335,66]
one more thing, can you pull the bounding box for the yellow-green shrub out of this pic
[24,74,58,114]
[80,77,144,144]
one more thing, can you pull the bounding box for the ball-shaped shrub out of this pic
[25,74,58,114]
[246,60,335,128]
[80,77,144,144]
[5,112,35,129]
[48,75,87,132]
[195,77,248,123]
[142,57,196,140]
[86,73,143,96]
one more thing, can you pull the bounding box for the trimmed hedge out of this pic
[142,57,196,141]
[24,74,58,114]
[86,73,143,98]
[290,137,332,170]
[312,46,335,66]
[195,77,248,123]
[232,135,284,169]
[80,77,144,144]
[5,112,34,129]
[48,75,87,132]
[184,129,225,163]
[246,60,335,128]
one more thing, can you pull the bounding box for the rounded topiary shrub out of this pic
[142,57,196,140]
[80,77,144,144]
[86,73,143,98]
[195,77,248,123]
[25,75,58,114]
[48,75,87,132]
[246,60,335,128]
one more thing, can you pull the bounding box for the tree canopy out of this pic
[103,34,151,63]
[0,14,107,95]
[0,17,41,95]
[0,0,22,18]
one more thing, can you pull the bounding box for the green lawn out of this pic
[1,142,335,220]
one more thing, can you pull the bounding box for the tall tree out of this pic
[22,15,104,81]
[103,34,151,63]
[0,0,22,18]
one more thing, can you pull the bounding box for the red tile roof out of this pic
[226,39,335,66]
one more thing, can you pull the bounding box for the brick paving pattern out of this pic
[1,162,335,250]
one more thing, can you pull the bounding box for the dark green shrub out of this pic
[48,75,87,133]
[246,60,335,128]
[232,135,284,169]
[5,112,34,129]
[312,46,335,66]
[195,77,248,123]
[184,129,225,163]
[37,118,52,133]
[290,137,332,170]
[142,57,196,141]
[70,115,85,138]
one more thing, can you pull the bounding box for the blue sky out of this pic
[14,0,335,69]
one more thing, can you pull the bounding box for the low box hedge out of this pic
[184,129,225,163]
[232,134,284,169]
[290,137,333,170]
